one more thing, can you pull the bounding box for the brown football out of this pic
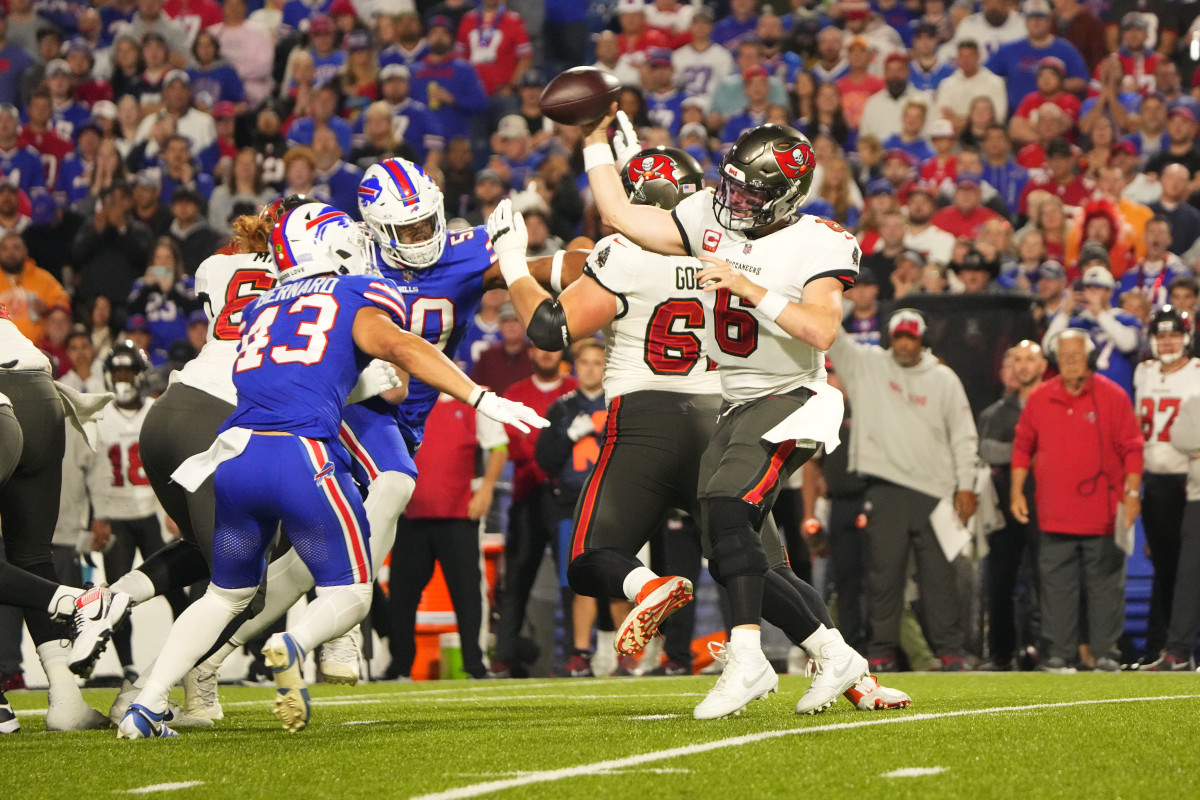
[538,66,622,126]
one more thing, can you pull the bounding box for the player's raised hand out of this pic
[612,110,640,169]
[580,101,618,138]
[487,199,528,257]
[470,388,550,433]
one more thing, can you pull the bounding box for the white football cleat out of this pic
[184,666,224,721]
[263,633,311,732]
[616,576,693,656]
[794,628,869,715]
[110,680,214,728]
[70,587,132,677]
[693,641,778,720]
[320,625,362,686]
[45,693,110,732]
[843,675,913,711]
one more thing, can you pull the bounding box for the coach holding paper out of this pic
[1011,329,1143,672]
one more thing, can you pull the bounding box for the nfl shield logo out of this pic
[401,269,417,282]
[743,243,753,255]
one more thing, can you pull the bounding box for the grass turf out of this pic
[3,673,1199,799]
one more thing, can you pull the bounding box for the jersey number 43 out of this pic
[235,295,340,372]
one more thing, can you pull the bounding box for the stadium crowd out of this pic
[2,0,1200,695]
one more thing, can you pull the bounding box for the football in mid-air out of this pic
[538,67,621,126]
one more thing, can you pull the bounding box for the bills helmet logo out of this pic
[772,142,815,181]
[628,154,679,188]
[358,176,382,205]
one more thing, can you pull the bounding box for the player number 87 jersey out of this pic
[670,190,861,403]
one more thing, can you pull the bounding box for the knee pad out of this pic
[704,497,769,579]
[206,583,258,615]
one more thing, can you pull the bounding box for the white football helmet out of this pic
[271,204,368,283]
[358,158,446,269]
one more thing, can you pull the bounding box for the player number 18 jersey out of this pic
[670,191,860,403]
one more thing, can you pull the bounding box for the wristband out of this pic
[583,143,616,172]
[497,251,532,286]
[756,290,788,322]
[468,386,486,408]
[550,250,565,293]
[1126,490,1140,497]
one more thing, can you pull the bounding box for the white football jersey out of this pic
[87,399,158,520]
[1135,357,1200,474]
[0,307,51,372]
[670,190,861,403]
[174,251,277,406]
[584,234,721,401]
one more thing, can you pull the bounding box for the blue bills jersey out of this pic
[223,274,409,441]
[367,226,495,448]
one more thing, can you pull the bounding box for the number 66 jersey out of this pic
[670,190,861,403]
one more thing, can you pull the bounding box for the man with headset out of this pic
[1011,328,1144,673]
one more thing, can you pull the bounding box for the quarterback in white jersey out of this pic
[579,114,867,720]
[1134,306,1200,658]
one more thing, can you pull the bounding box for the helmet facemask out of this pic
[714,176,788,231]
[371,208,446,269]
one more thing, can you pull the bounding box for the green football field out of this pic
[4,674,1199,799]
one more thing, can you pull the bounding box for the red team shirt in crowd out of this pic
[455,5,534,95]
[502,374,577,503]
[931,203,1003,239]
[17,128,71,188]
[406,397,481,520]
[835,73,884,129]
[1014,92,1082,124]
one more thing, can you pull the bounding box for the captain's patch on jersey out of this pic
[702,229,722,253]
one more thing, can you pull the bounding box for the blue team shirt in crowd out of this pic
[282,0,334,32]
[1065,311,1144,397]
[56,153,91,207]
[881,134,935,164]
[0,146,45,195]
[409,59,491,143]
[225,273,409,440]
[645,90,687,138]
[1115,260,1193,311]
[314,161,364,220]
[986,38,1090,121]
[188,63,247,108]
[455,315,502,374]
[981,160,1029,213]
[367,226,494,448]
[288,115,354,160]
[351,98,444,163]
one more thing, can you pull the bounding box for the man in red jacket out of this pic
[1011,329,1143,673]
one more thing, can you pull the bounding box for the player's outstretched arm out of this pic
[697,259,845,351]
[488,201,619,350]
[353,307,548,432]
[581,109,687,256]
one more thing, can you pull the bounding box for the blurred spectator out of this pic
[710,40,789,122]
[159,133,216,203]
[3,0,41,56]
[455,288,507,374]
[932,172,1000,238]
[208,149,275,237]
[671,8,732,112]
[464,168,505,228]
[410,17,489,146]
[0,231,71,342]
[918,118,958,185]
[835,38,884,132]
[721,67,772,144]
[22,193,81,285]
[1065,197,1140,275]
[0,104,47,197]
[280,145,319,200]
[356,64,443,168]
[951,246,1002,294]
[249,103,289,190]
[340,29,381,123]
[379,11,429,71]
[1118,218,1191,311]
[842,1,904,57]
[135,71,218,169]
[1100,13,1160,96]
[1011,329,1142,672]
[487,115,544,192]
[1150,164,1200,255]
[828,308,980,671]
[809,26,848,85]
[131,32,180,113]
[209,0,274,107]
[167,188,223,274]
[815,156,863,229]
[882,99,933,163]
[908,22,954,93]
[1080,54,1138,138]
[842,267,883,345]
[59,327,106,393]
[859,52,931,143]
[1125,93,1167,165]
[977,340,1047,670]
[74,182,153,302]
[0,18,36,108]
[0,184,30,237]
[188,29,248,113]
[1144,107,1200,178]
[19,28,64,107]
[305,15,346,87]
[247,0,287,41]
[19,90,73,190]
[35,304,73,377]
[455,0,533,98]
[57,123,102,208]
[979,125,1028,212]
[987,0,1089,115]
[1168,277,1200,317]
[88,294,117,353]
[1010,59,1082,145]
[42,61,91,141]
[591,30,641,90]
[470,301,531,394]
[311,126,363,218]
[128,0,192,58]
[940,0,1026,60]
[131,172,173,236]
[1017,138,1091,217]
[903,181,955,266]
[165,0,224,41]
[349,100,419,172]
[518,208,561,259]
[65,38,114,109]
[1044,262,1143,396]
[642,50,685,137]
[126,236,199,354]
[106,33,144,100]
[510,69,553,152]
[287,82,354,157]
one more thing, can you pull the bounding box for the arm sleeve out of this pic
[825,332,868,385]
[945,371,981,492]
[1095,310,1141,353]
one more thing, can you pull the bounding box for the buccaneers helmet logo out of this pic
[627,154,679,187]
[772,142,814,180]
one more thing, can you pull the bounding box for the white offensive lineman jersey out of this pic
[1135,357,1200,474]
[670,190,861,403]
[174,251,277,406]
[87,400,159,520]
[0,304,52,372]
[584,234,721,401]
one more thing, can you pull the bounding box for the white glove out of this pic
[470,387,549,434]
[613,110,641,170]
[75,530,93,556]
[486,198,531,285]
[347,359,402,404]
[567,413,595,442]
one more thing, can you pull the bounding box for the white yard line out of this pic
[116,782,205,794]
[882,767,948,778]
[628,714,680,720]
[409,693,1200,800]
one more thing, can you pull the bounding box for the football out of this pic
[538,66,622,126]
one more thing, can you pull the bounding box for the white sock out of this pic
[224,548,314,651]
[132,658,156,689]
[799,624,840,657]
[134,585,253,714]
[729,627,761,651]
[289,583,373,654]
[108,571,156,605]
[36,641,80,699]
[199,642,237,674]
[622,566,659,602]
[46,585,81,618]
[365,472,414,578]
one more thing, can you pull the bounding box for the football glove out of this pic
[470,387,549,434]
[613,110,641,170]
[486,199,531,286]
[347,359,403,404]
